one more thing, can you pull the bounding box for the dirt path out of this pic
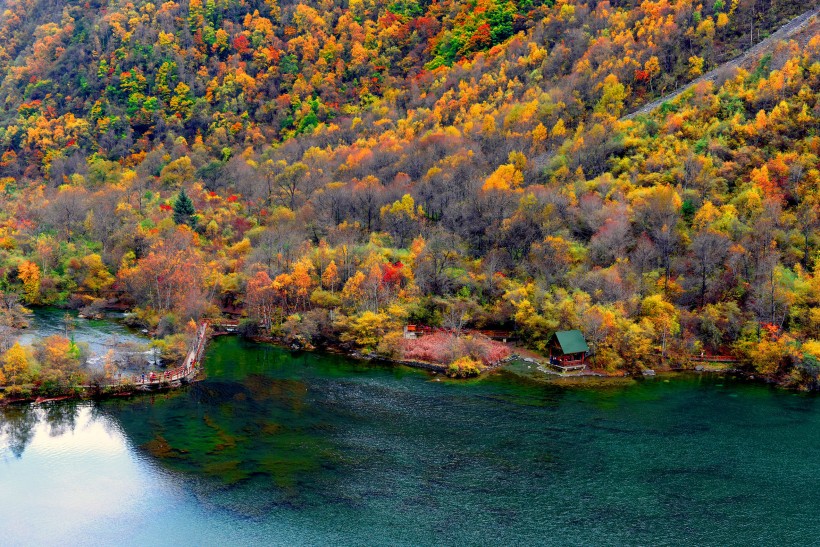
[623,6,820,120]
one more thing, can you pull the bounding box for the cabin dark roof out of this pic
[552,330,589,354]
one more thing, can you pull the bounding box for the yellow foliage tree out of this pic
[18,260,41,304]
[617,320,655,371]
[801,340,820,361]
[641,294,680,360]
[551,119,567,139]
[3,342,31,386]
[341,270,366,310]
[513,299,559,351]
[159,156,195,188]
[169,82,194,118]
[482,164,523,192]
[747,334,795,375]
[338,310,389,348]
[507,151,527,171]
[688,56,705,78]
[532,123,548,143]
[322,260,339,291]
[380,194,421,247]
[81,254,115,294]
[595,74,627,117]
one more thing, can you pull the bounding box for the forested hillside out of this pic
[0,0,818,388]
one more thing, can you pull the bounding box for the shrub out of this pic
[447,356,483,378]
[402,332,458,364]
[237,318,259,338]
[310,289,341,308]
[124,307,160,329]
[281,311,326,347]
[4,384,32,398]
[337,311,390,349]
[402,332,510,366]
[462,334,511,365]
[376,331,405,359]
[157,313,180,336]
[79,298,107,319]
[150,334,188,364]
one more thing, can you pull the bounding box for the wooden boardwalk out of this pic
[127,322,209,390]
[691,354,739,364]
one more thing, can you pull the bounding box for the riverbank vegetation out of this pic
[0,336,91,399]
[0,308,202,401]
[0,0,819,387]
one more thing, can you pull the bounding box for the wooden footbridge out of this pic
[29,322,210,402]
[691,354,739,364]
[129,321,209,391]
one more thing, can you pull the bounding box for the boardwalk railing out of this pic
[691,354,739,364]
[548,356,587,372]
[128,322,209,390]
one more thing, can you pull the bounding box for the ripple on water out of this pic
[4,337,820,545]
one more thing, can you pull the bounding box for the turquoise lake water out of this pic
[2,335,819,546]
[17,307,151,369]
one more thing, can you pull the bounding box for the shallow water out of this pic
[2,336,819,545]
[17,307,151,368]
[19,307,145,346]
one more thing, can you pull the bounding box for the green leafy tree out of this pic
[173,189,196,226]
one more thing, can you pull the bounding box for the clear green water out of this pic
[2,336,820,546]
[17,307,150,365]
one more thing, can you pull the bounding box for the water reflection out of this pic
[0,402,100,459]
[41,402,81,437]
[5,338,820,546]
[0,405,39,458]
[101,374,332,513]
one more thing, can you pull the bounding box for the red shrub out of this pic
[402,332,456,364]
[401,332,510,366]
[463,335,511,365]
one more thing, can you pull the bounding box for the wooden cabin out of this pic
[548,330,589,370]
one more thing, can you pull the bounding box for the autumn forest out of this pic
[0,0,819,392]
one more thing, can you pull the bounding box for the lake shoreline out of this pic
[243,332,519,377]
[241,331,779,389]
[6,341,816,546]
[0,381,196,407]
[0,312,210,406]
[0,316,791,407]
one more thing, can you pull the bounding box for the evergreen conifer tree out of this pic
[173,188,196,226]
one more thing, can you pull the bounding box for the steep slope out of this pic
[626,5,820,119]
[0,0,813,179]
[0,0,819,384]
